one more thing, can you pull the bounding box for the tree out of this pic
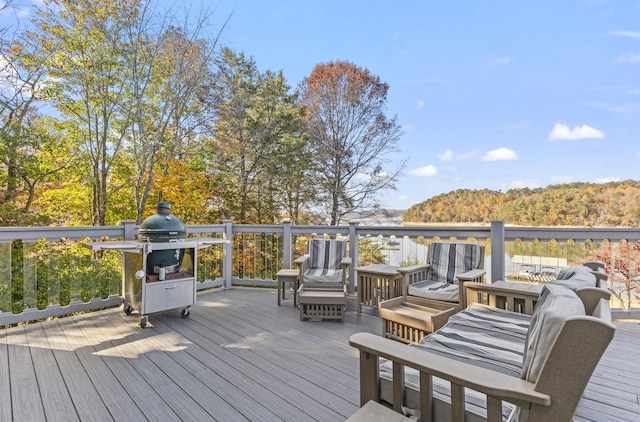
[0,3,76,225]
[23,0,137,226]
[120,11,225,224]
[208,48,307,224]
[299,60,404,225]
[21,0,227,225]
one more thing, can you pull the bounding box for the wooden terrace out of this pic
[2,287,640,421]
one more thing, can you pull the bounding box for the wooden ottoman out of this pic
[297,285,347,322]
[379,296,457,344]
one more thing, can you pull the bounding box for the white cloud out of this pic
[409,165,438,177]
[548,123,605,141]
[417,100,425,109]
[481,147,519,161]
[630,89,640,95]
[610,30,640,39]
[438,149,453,161]
[616,52,640,63]
[437,149,479,161]
[488,56,512,65]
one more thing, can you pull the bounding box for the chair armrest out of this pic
[294,254,309,266]
[455,268,485,282]
[349,332,550,420]
[398,264,430,301]
[341,256,352,268]
[294,254,310,280]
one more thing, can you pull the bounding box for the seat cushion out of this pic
[416,304,529,376]
[302,268,343,283]
[407,280,459,302]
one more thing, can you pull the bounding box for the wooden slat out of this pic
[6,326,47,421]
[23,323,79,421]
[0,327,13,421]
[0,288,638,421]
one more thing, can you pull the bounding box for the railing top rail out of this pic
[2,222,640,244]
[0,226,127,243]
[505,226,640,242]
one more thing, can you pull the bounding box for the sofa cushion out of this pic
[521,284,585,382]
[556,264,594,280]
[415,304,530,376]
[551,265,597,290]
[379,304,529,421]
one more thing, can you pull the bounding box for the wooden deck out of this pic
[1,288,639,422]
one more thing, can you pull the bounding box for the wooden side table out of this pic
[356,264,403,313]
[276,269,299,306]
[379,296,457,344]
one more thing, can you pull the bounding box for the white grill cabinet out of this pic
[86,238,225,328]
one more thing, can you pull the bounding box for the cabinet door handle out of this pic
[165,286,176,290]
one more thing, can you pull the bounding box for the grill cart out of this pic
[86,203,227,328]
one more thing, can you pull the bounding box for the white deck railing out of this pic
[1,220,639,325]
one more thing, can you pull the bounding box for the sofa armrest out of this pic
[349,332,551,421]
[455,269,486,308]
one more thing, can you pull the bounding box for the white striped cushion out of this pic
[308,239,345,270]
[302,268,343,283]
[407,280,460,302]
[426,242,482,284]
[379,304,529,420]
[302,239,346,283]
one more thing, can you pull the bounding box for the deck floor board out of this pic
[1,287,639,421]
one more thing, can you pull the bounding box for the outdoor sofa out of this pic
[349,264,615,422]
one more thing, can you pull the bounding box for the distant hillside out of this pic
[403,181,640,227]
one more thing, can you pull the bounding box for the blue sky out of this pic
[215,0,640,209]
[4,0,640,210]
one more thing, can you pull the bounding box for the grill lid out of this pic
[138,202,186,241]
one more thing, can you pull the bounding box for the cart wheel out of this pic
[140,316,148,328]
[181,307,190,318]
[124,305,133,315]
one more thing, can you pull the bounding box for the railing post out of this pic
[222,220,233,289]
[349,220,359,293]
[121,220,135,240]
[491,221,505,282]
[282,218,292,269]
